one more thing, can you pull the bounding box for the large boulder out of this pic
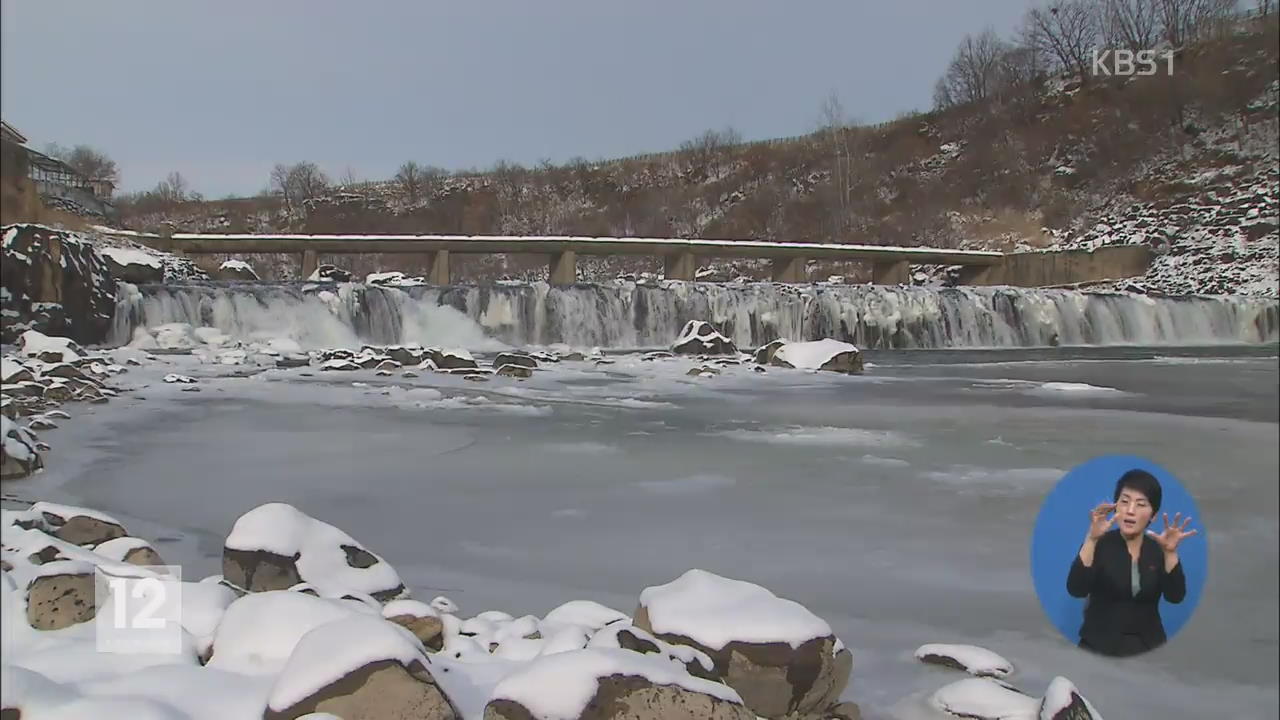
[382,599,445,651]
[483,648,755,720]
[307,264,354,283]
[670,321,737,356]
[753,339,788,365]
[493,352,538,369]
[426,348,478,370]
[632,569,851,720]
[263,615,458,720]
[97,245,165,284]
[222,503,406,601]
[29,501,128,547]
[0,225,118,345]
[770,339,863,374]
[25,562,97,630]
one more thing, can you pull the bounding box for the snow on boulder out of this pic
[216,259,260,281]
[930,677,1038,720]
[93,536,165,566]
[484,647,754,720]
[427,347,478,370]
[367,271,427,287]
[382,598,445,651]
[770,338,863,374]
[633,569,851,720]
[97,245,165,283]
[540,599,629,634]
[915,643,1014,679]
[588,622,717,680]
[263,614,458,720]
[23,560,99,630]
[307,264,355,283]
[25,501,128,547]
[1039,677,1104,720]
[1,665,187,720]
[670,321,738,356]
[163,373,197,384]
[222,502,407,601]
[492,352,538,369]
[753,339,788,365]
[206,591,367,674]
[2,356,34,383]
[16,330,85,363]
[1,415,43,479]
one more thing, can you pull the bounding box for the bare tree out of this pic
[935,27,1008,107]
[679,126,742,179]
[45,143,120,185]
[396,161,425,203]
[270,162,330,216]
[1158,0,1236,46]
[153,171,191,204]
[1101,0,1162,51]
[994,42,1048,100]
[1022,0,1102,83]
[819,91,856,237]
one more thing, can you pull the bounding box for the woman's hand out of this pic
[1148,512,1198,553]
[1086,502,1117,540]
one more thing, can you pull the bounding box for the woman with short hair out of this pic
[1067,469,1197,657]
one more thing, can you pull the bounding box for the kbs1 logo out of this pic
[1092,49,1174,77]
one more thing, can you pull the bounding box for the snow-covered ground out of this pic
[2,338,1276,718]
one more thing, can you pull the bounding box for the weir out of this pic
[110,281,1280,351]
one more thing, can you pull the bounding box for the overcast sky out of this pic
[2,1,1033,197]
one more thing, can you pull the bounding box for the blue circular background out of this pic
[1030,454,1207,648]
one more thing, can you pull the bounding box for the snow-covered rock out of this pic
[633,569,852,719]
[484,647,753,720]
[307,264,355,283]
[221,502,407,601]
[382,599,445,650]
[163,373,197,384]
[428,347,478,370]
[367,271,427,287]
[263,614,458,719]
[24,501,128,547]
[16,330,85,364]
[915,643,1014,678]
[216,259,260,281]
[770,338,863,374]
[1,415,43,479]
[1038,676,1104,720]
[670,321,738,356]
[931,677,1037,720]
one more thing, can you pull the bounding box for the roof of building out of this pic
[1,120,29,145]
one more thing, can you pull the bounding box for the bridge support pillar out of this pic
[663,252,696,281]
[549,250,577,285]
[426,250,450,285]
[770,256,808,283]
[871,260,909,285]
[301,250,318,279]
[957,264,998,286]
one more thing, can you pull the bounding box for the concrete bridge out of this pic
[105,230,1151,287]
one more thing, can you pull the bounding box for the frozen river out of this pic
[6,344,1277,719]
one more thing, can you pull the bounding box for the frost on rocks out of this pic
[770,338,863,374]
[222,502,407,601]
[670,320,738,356]
[485,647,751,720]
[634,569,852,719]
[263,614,457,720]
[915,643,1014,678]
[163,373,197,384]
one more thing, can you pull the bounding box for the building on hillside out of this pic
[0,119,117,219]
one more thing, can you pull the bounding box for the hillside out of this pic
[114,13,1278,296]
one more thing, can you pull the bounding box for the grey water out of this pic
[12,342,1277,719]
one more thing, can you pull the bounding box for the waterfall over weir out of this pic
[109,281,1280,351]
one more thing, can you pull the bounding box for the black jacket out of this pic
[1066,529,1186,657]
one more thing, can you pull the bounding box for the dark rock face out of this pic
[0,224,117,345]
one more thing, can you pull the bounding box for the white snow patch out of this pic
[915,643,1014,678]
[638,569,833,650]
[771,338,860,370]
[930,677,1038,720]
